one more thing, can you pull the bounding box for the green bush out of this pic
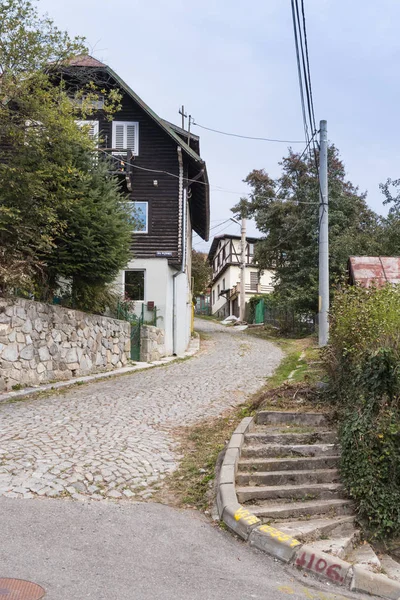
[326,284,400,539]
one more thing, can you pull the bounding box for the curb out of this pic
[0,334,201,404]
[217,416,400,600]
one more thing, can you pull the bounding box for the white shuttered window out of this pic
[112,121,139,155]
[76,120,99,143]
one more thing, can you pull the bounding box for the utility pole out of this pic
[179,105,187,130]
[240,216,247,322]
[318,119,329,346]
[187,115,193,147]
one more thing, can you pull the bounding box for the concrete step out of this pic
[237,455,340,472]
[256,411,328,427]
[241,443,339,459]
[276,515,355,543]
[246,498,354,521]
[306,529,360,560]
[348,542,381,572]
[237,468,340,487]
[237,482,345,503]
[380,555,400,582]
[244,431,337,445]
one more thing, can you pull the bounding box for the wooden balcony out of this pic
[97,148,135,174]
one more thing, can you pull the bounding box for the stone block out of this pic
[233,417,254,436]
[222,447,240,470]
[38,346,50,361]
[219,464,235,486]
[223,504,261,541]
[21,319,32,333]
[16,332,25,343]
[227,433,244,450]
[20,345,34,360]
[37,363,46,374]
[49,344,58,357]
[249,524,301,563]
[34,319,43,332]
[8,331,16,342]
[217,482,237,517]
[350,565,400,598]
[293,544,351,586]
[65,348,78,364]
[16,306,27,319]
[0,323,10,335]
[2,343,18,362]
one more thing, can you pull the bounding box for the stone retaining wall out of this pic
[0,298,130,391]
[140,325,165,362]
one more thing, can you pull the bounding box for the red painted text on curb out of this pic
[296,551,344,583]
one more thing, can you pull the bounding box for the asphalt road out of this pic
[0,497,373,600]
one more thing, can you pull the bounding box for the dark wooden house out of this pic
[63,55,210,355]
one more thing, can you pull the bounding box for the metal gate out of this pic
[255,298,265,324]
[130,318,141,361]
[117,302,143,362]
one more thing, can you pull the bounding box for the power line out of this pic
[193,221,239,248]
[301,0,316,134]
[96,147,246,195]
[192,121,305,144]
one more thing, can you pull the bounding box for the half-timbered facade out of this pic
[64,56,209,355]
[207,234,274,318]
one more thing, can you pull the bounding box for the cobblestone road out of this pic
[0,320,282,501]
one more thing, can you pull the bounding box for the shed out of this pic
[348,256,400,287]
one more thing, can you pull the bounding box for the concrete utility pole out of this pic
[318,119,329,346]
[240,217,247,322]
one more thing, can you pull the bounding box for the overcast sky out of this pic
[39,0,400,251]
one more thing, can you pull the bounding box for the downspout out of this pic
[172,146,186,354]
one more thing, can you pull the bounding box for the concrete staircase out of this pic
[237,410,383,571]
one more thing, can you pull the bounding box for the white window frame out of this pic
[128,201,148,234]
[250,271,259,291]
[76,120,99,144]
[112,121,139,155]
[123,269,145,303]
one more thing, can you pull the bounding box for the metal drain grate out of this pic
[0,579,45,599]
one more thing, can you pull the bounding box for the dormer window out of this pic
[112,121,139,155]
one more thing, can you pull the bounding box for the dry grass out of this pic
[156,330,325,511]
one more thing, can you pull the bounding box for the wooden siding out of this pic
[95,92,181,262]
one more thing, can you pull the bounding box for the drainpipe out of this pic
[172,146,186,354]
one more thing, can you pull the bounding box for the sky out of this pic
[38,0,400,252]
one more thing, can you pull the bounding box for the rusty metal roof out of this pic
[348,256,400,287]
[65,54,106,67]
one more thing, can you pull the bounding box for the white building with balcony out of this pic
[207,234,274,318]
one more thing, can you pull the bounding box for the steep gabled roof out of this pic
[65,55,106,68]
[62,55,210,240]
[208,234,260,262]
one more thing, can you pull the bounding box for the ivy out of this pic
[326,284,400,539]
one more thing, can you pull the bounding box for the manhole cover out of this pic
[0,579,45,599]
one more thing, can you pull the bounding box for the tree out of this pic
[191,250,212,298]
[379,178,400,256]
[0,0,87,291]
[0,0,131,311]
[233,147,382,312]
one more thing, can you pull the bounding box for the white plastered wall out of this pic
[211,265,275,315]
[115,258,174,354]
